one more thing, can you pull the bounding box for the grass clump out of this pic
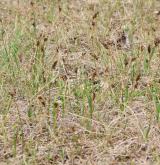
[0,0,160,164]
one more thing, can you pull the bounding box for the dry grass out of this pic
[0,0,160,164]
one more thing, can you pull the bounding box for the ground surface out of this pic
[0,0,160,164]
